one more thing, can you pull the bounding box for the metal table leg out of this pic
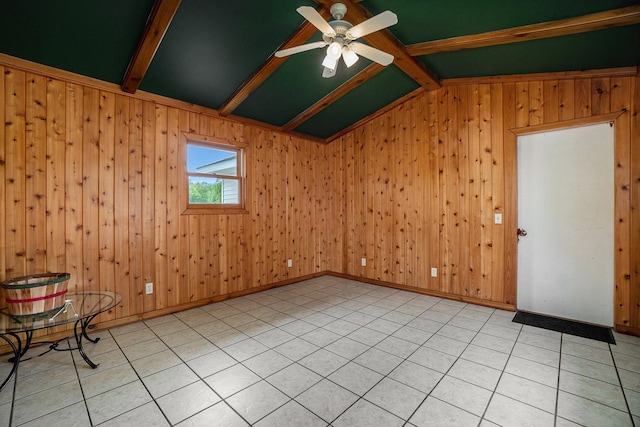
[1,332,21,427]
[73,314,100,369]
[0,332,20,392]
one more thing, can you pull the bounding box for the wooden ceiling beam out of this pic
[218,6,331,116]
[407,5,640,56]
[315,0,441,91]
[282,63,385,132]
[121,0,182,94]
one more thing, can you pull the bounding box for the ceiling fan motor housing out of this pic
[323,20,353,44]
[330,3,347,20]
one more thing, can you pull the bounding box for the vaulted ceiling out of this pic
[1,0,639,141]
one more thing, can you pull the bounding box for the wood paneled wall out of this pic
[1,56,638,337]
[0,62,333,334]
[332,72,640,334]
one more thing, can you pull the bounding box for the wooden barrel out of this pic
[0,273,70,316]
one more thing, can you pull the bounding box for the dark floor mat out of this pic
[512,311,615,344]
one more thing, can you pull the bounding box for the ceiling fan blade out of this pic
[297,6,335,36]
[347,10,398,39]
[349,42,394,66]
[275,41,327,58]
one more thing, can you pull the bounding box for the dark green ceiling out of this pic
[1,0,638,140]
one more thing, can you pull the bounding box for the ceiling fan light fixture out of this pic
[322,66,336,78]
[322,53,339,71]
[326,40,343,58]
[342,46,359,67]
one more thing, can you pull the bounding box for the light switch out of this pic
[494,213,503,224]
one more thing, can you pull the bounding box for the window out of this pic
[181,133,247,214]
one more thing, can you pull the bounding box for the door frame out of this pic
[505,110,626,326]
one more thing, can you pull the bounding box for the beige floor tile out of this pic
[332,398,404,427]
[86,380,152,425]
[295,379,358,423]
[186,349,236,377]
[80,362,138,398]
[431,376,492,417]
[363,377,426,419]
[560,353,619,384]
[505,355,559,388]
[254,400,326,427]
[176,401,248,427]
[485,393,554,427]
[557,391,633,427]
[266,363,322,398]
[328,361,384,396]
[143,363,200,399]
[408,346,457,373]
[11,379,83,425]
[496,372,557,413]
[388,360,443,394]
[99,401,169,427]
[459,344,510,371]
[204,365,259,400]
[559,370,627,411]
[156,380,220,425]
[226,380,289,424]
[447,359,501,391]
[130,348,182,378]
[18,401,90,427]
[409,396,480,427]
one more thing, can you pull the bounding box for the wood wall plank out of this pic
[490,83,505,303]
[502,82,517,305]
[611,77,632,328]
[46,78,66,274]
[630,76,640,328]
[479,84,493,300]
[82,88,100,292]
[467,84,481,298]
[65,83,84,294]
[128,99,144,315]
[558,79,575,121]
[25,74,47,274]
[98,91,116,322]
[5,69,26,277]
[165,106,180,307]
[154,104,168,309]
[114,95,130,317]
[0,66,5,280]
[142,101,156,312]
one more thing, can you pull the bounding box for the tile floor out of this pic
[0,276,639,426]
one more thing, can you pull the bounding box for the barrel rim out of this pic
[0,272,70,289]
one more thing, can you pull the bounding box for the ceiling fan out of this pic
[275,3,398,78]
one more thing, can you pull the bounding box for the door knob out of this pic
[517,228,527,242]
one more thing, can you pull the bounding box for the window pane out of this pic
[187,144,237,175]
[188,176,239,204]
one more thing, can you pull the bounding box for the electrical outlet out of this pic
[494,213,503,224]
[145,282,153,294]
[431,268,437,277]
[361,258,366,266]
[287,259,293,268]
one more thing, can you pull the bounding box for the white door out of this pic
[517,123,614,326]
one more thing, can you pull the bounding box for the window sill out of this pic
[182,206,249,215]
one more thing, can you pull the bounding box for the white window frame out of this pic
[180,133,248,215]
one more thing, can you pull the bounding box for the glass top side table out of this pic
[0,291,121,391]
